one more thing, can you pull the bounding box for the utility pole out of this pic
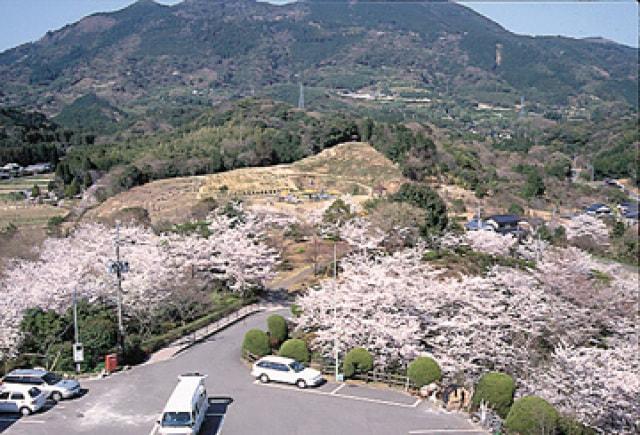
[333,242,339,380]
[298,81,305,110]
[108,221,129,356]
[73,289,80,373]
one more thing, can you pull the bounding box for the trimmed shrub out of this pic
[278,339,310,363]
[343,347,374,378]
[505,396,559,435]
[242,329,270,357]
[471,372,515,418]
[407,356,442,387]
[267,314,288,345]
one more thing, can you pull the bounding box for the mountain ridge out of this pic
[0,0,636,115]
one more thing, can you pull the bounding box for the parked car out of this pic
[2,369,81,401]
[0,386,47,416]
[251,356,323,388]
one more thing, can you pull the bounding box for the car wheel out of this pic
[19,407,31,416]
[296,379,307,389]
[51,392,63,402]
[259,374,270,384]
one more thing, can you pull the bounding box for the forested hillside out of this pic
[0,0,636,118]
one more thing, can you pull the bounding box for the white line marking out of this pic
[20,420,46,424]
[330,383,346,395]
[214,414,225,435]
[254,380,418,408]
[411,398,422,408]
[148,422,159,435]
[408,430,486,434]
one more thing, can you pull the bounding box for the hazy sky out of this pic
[0,0,637,53]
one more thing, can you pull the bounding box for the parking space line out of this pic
[411,398,422,408]
[215,415,225,435]
[20,420,46,424]
[254,380,419,409]
[148,422,159,435]
[409,430,486,434]
[330,383,346,395]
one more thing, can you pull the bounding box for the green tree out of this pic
[522,171,545,198]
[278,339,309,363]
[471,372,516,418]
[31,184,41,198]
[505,396,560,435]
[343,347,374,378]
[394,183,448,236]
[242,329,270,357]
[267,314,288,347]
[407,356,442,387]
[323,199,353,226]
[64,178,81,198]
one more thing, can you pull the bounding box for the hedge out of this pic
[267,314,288,345]
[278,339,310,362]
[505,396,559,435]
[471,372,515,418]
[343,347,373,378]
[242,329,271,357]
[407,356,442,387]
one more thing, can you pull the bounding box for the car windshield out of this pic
[289,361,305,373]
[28,387,41,398]
[161,412,192,427]
[42,373,62,385]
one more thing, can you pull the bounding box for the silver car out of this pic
[0,386,47,415]
[2,369,81,401]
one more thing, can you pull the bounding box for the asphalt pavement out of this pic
[2,308,484,435]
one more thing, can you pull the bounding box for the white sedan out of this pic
[251,356,324,389]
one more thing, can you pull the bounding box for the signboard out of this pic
[73,343,84,363]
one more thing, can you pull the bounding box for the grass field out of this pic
[0,173,54,194]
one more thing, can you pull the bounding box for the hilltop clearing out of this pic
[83,142,405,227]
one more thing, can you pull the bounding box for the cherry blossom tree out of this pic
[295,231,637,432]
[0,204,281,358]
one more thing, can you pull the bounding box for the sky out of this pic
[0,0,637,53]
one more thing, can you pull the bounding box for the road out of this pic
[3,309,483,435]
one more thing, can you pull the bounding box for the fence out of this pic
[183,303,263,349]
[318,361,417,392]
[242,352,418,393]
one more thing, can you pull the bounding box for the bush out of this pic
[278,339,309,362]
[558,415,597,435]
[407,356,442,387]
[471,372,515,418]
[343,347,374,378]
[505,396,559,435]
[242,329,270,357]
[267,314,288,346]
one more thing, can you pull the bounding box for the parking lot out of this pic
[2,309,484,435]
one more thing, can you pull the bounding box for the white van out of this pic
[158,373,208,435]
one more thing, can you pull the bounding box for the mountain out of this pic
[0,0,637,117]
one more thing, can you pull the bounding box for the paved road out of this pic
[3,309,483,435]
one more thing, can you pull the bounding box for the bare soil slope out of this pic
[84,142,405,226]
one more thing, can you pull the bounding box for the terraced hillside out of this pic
[83,142,405,226]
